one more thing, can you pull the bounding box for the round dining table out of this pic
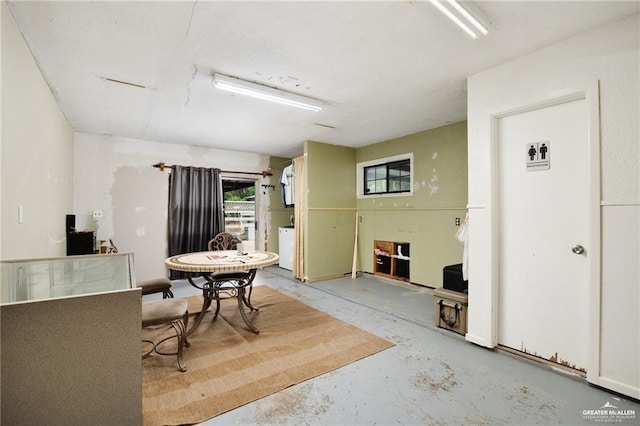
[165,250,279,334]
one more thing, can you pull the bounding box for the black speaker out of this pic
[443,263,468,293]
[66,214,95,255]
[67,231,96,256]
[66,214,76,234]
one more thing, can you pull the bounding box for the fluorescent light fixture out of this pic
[429,0,488,39]
[213,73,323,112]
[447,0,488,36]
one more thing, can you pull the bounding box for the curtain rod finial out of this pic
[153,162,166,171]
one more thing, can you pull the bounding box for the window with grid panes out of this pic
[364,159,411,195]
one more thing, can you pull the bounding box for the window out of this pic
[357,153,413,198]
[364,159,411,195]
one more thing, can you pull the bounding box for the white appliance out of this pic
[279,227,294,270]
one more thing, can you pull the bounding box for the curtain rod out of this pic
[152,162,272,177]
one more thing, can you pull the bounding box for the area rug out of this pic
[142,285,394,426]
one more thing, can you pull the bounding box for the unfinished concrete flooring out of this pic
[160,267,638,425]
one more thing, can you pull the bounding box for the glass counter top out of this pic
[1,253,136,305]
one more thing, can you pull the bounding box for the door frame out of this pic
[220,173,264,251]
[488,82,601,381]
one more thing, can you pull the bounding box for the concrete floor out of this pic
[158,267,639,426]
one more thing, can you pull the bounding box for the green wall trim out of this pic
[308,207,357,211]
[357,207,468,212]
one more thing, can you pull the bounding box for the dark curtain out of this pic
[168,166,225,279]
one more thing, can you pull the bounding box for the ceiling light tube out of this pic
[429,0,478,39]
[213,73,323,112]
[447,0,488,36]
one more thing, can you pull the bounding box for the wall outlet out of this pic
[92,209,103,220]
[455,217,461,226]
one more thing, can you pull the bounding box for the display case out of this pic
[373,240,410,282]
[1,252,136,304]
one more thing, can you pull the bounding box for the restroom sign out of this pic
[526,141,550,171]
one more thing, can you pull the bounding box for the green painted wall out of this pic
[304,141,356,281]
[266,156,294,253]
[269,121,468,286]
[356,121,468,286]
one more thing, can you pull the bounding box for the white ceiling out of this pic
[7,1,639,158]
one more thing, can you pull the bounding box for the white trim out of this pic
[356,153,414,199]
[487,82,601,378]
[601,200,640,207]
[593,377,640,400]
[489,114,500,345]
[464,333,494,348]
[220,174,263,251]
[585,81,602,384]
[220,171,262,181]
[466,203,486,209]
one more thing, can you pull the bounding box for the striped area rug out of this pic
[142,285,394,425]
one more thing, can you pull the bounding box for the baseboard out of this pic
[592,377,640,400]
[306,273,350,283]
[465,333,495,348]
[498,345,586,378]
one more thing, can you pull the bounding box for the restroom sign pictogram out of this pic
[526,141,550,171]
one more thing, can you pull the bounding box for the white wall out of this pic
[74,133,270,281]
[1,3,74,260]
[467,14,639,398]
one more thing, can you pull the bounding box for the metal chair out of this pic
[204,232,260,333]
[142,298,190,372]
[207,232,241,251]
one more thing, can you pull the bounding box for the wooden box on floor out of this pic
[433,288,468,335]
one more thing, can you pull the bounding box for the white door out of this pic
[497,98,590,372]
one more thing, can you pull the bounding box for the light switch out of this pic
[18,205,24,224]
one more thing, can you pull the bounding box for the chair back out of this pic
[208,232,241,251]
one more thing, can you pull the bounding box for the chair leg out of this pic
[147,317,189,372]
[182,311,190,348]
[162,288,174,299]
[170,320,187,372]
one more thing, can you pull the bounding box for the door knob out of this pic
[571,245,585,255]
